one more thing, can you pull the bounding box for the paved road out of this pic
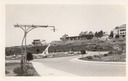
[33,52,126,76]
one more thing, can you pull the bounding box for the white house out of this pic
[113,24,126,38]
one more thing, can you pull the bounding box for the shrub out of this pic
[86,56,93,60]
[104,54,108,56]
[27,52,33,61]
[108,50,123,55]
[116,50,123,55]
[13,64,35,76]
[108,51,113,54]
[93,55,99,57]
[81,50,86,54]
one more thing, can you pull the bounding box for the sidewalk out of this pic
[31,62,77,76]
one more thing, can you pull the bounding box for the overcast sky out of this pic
[6,4,126,47]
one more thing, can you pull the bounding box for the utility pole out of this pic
[14,24,56,64]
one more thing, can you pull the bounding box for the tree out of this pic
[89,31,93,35]
[97,32,100,38]
[109,31,113,38]
[79,31,83,36]
[81,50,86,58]
[36,49,40,54]
[79,31,88,36]
[95,32,98,38]
[97,30,103,38]
[100,30,103,37]
[115,35,119,39]
[86,34,94,39]
[61,34,69,41]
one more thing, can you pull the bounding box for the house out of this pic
[32,39,42,46]
[113,24,126,38]
[60,31,94,41]
[100,34,109,41]
[60,35,94,41]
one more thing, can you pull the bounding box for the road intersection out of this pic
[32,52,126,76]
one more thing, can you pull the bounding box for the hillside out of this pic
[5,38,126,56]
[49,38,125,52]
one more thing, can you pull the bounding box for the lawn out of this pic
[79,53,126,62]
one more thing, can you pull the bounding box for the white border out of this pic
[0,0,127,81]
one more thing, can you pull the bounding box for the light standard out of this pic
[14,24,56,64]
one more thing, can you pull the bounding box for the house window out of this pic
[120,29,126,31]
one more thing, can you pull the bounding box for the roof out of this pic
[120,24,126,27]
[66,36,79,38]
[33,39,40,41]
[115,24,126,29]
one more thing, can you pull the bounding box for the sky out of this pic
[6,4,126,47]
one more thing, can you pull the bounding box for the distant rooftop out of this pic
[115,24,126,29]
[120,24,126,27]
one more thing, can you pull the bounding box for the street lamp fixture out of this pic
[14,24,56,63]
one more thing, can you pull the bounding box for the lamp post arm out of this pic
[14,25,25,31]
[26,27,38,34]
[19,26,25,31]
